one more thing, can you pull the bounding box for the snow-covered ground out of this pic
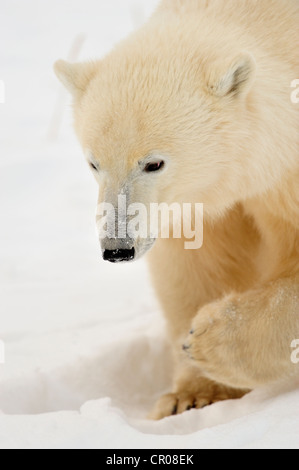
[0,0,298,449]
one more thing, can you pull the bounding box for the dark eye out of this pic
[89,162,98,171]
[144,161,165,173]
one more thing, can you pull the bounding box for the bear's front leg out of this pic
[184,276,299,389]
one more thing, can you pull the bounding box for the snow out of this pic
[0,0,298,449]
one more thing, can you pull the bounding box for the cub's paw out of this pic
[182,298,246,385]
[148,392,213,420]
[148,384,245,420]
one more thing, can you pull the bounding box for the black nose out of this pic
[103,248,135,263]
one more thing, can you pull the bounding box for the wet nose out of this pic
[103,248,135,263]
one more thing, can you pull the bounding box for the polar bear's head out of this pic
[55,45,258,261]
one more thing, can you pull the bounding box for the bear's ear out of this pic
[207,52,256,98]
[54,60,97,96]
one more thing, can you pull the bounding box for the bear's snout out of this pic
[103,248,135,263]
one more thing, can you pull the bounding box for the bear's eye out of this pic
[89,162,98,171]
[144,161,165,173]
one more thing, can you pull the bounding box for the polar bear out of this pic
[55,0,299,419]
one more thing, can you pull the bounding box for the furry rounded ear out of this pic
[207,52,256,98]
[54,60,98,96]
